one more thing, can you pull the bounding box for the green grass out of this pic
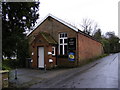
[2,59,19,70]
[89,54,108,62]
[52,54,109,70]
[82,54,109,66]
[2,54,109,70]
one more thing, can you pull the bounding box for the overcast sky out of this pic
[37,0,119,36]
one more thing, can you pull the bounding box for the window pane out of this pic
[63,33,65,37]
[60,45,63,55]
[60,34,62,38]
[52,47,55,55]
[52,47,54,55]
[64,45,68,55]
[52,51,54,55]
[65,33,67,37]
[60,39,63,44]
[59,33,68,55]
[52,48,54,54]
[64,39,68,43]
[60,33,67,38]
[60,33,64,38]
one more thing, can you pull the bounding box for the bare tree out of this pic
[80,18,93,35]
[92,23,99,35]
[80,18,98,35]
[93,23,98,32]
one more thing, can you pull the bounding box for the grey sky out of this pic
[37,0,119,36]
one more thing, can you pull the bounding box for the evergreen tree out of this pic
[93,28,102,41]
[106,32,120,53]
[2,2,40,66]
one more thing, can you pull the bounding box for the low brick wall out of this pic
[77,33,103,64]
[0,70,9,88]
[57,57,77,68]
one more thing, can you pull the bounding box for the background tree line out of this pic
[93,29,120,53]
[81,18,120,53]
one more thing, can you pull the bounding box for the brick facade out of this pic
[77,33,103,65]
[30,33,57,69]
[28,14,103,69]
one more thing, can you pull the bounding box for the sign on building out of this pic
[68,38,76,50]
[68,52,75,61]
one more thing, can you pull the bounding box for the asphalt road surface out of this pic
[30,53,119,88]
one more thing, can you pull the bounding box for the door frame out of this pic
[37,46,45,68]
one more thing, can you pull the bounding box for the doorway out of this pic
[38,47,44,68]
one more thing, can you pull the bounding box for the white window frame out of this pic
[52,46,55,56]
[59,33,68,55]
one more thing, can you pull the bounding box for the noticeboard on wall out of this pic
[68,38,76,50]
[68,52,75,61]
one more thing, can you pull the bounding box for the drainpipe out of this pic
[56,44,58,66]
[76,32,79,66]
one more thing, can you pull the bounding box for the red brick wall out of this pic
[28,17,78,67]
[46,45,56,69]
[30,34,48,68]
[30,34,56,69]
[31,44,57,69]
[28,16,103,68]
[28,17,77,42]
[77,33,103,64]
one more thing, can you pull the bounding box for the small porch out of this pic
[30,32,57,69]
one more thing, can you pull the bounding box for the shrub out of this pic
[2,59,19,70]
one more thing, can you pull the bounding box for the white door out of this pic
[38,47,44,68]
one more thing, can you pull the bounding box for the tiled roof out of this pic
[40,32,57,44]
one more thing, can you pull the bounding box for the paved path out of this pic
[30,53,118,88]
[9,53,119,88]
[51,53,118,88]
[9,68,73,88]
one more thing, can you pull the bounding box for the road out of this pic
[30,53,118,88]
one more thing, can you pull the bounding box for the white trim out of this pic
[59,33,68,55]
[27,13,79,36]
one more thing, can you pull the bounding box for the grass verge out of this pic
[79,54,109,67]
[2,59,19,70]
